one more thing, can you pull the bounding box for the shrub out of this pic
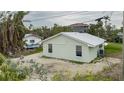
[0,53,6,65]
[73,72,114,81]
[52,71,114,81]
[27,62,48,80]
[52,73,63,81]
[0,62,28,81]
[73,73,85,81]
[0,53,27,81]
[52,71,72,81]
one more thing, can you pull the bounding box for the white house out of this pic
[42,32,105,63]
[23,34,42,49]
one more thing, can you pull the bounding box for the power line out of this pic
[24,11,107,22]
[83,12,110,23]
[24,11,121,26]
[23,11,88,22]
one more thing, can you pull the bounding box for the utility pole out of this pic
[104,16,110,39]
[122,11,124,80]
[104,18,107,38]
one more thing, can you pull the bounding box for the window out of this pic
[76,45,82,56]
[48,44,52,53]
[30,40,35,43]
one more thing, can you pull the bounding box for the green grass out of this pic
[105,42,122,57]
[22,47,43,56]
[33,47,43,53]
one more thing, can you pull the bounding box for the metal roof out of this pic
[43,32,105,47]
[24,34,41,39]
[70,23,89,27]
[61,32,105,47]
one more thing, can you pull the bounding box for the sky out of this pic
[23,11,123,28]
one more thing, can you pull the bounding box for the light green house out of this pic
[42,32,105,63]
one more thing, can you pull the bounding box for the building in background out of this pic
[23,34,42,49]
[70,23,89,33]
[114,32,123,43]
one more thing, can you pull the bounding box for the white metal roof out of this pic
[43,32,105,47]
[24,34,41,39]
[62,32,105,46]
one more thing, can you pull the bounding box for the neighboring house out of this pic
[23,34,42,49]
[42,32,105,63]
[115,32,123,43]
[70,23,89,33]
[117,32,123,38]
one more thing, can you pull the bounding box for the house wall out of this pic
[43,35,95,63]
[89,44,104,61]
[89,46,98,61]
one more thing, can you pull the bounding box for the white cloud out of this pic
[23,11,123,28]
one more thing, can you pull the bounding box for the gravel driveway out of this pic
[11,53,42,62]
[10,53,122,80]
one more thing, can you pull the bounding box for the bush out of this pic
[26,62,48,80]
[52,73,63,81]
[52,71,114,81]
[73,72,114,81]
[73,73,86,81]
[52,71,72,81]
[73,72,99,81]
[0,53,27,81]
[0,53,6,65]
[0,62,28,81]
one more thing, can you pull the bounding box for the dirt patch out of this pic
[29,57,122,80]
[105,52,122,59]
[99,63,122,80]
[11,54,122,80]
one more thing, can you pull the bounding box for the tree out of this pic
[30,24,72,39]
[88,21,105,39]
[0,11,29,55]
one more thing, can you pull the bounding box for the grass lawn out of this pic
[105,42,122,58]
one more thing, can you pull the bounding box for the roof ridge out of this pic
[43,32,105,47]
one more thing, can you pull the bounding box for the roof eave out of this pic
[88,44,95,47]
[42,32,106,47]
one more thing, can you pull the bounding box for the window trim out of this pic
[76,45,82,57]
[48,44,52,53]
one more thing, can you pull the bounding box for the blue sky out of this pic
[23,11,123,28]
